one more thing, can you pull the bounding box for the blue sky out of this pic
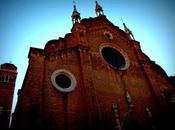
[0,0,175,111]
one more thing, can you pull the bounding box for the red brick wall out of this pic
[0,64,17,130]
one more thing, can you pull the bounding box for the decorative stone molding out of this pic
[112,104,122,130]
[99,43,130,70]
[125,91,134,108]
[51,69,77,92]
[145,107,156,130]
[104,31,113,39]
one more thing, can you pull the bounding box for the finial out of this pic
[73,0,76,5]
[121,18,124,23]
[95,0,104,16]
[71,1,81,25]
[121,18,135,40]
[73,1,76,11]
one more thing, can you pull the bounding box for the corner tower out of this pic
[0,63,17,130]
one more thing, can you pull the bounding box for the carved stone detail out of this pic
[112,104,122,130]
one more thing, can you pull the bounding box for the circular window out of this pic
[51,69,76,92]
[104,31,113,39]
[101,47,129,70]
[55,74,71,88]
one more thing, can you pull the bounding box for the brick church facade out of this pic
[10,1,175,130]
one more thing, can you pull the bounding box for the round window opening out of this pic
[51,69,76,92]
[55,74,71,89]
[101,47,128,70]
[104,31,113,39]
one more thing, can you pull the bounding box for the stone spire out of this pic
[71,3,81,25]
[123,22,135,40]
[95,1,104,16]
